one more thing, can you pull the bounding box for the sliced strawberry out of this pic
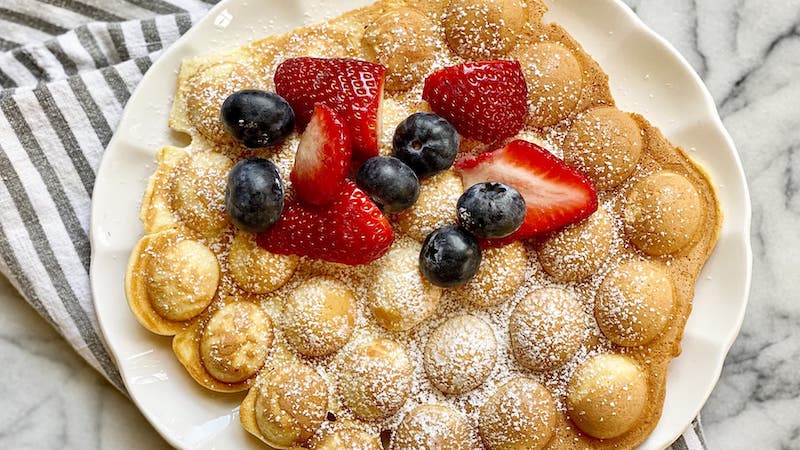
[274,57,385,163]
[456,140,598,246]
[290,104,352,206]
[256,181,394,265]
[422,60,528,144]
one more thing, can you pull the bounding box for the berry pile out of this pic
[222,58,410,266]
[220,57,597,279]
[417,61,597,287]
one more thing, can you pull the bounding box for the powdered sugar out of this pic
[130,0,719,446]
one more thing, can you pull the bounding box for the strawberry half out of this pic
[422,60,528,144]
[275,57,386,163]
[256,181,394,265]
[456,140,598,246]
[290,104,352,206]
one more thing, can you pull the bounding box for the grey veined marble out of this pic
[1,1,798,449]
[625,1,800,449]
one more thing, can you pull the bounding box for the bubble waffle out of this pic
[125,0,722,448]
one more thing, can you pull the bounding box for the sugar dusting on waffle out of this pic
[125,0,723,448]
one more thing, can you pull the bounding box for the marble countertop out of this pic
[1,0,799,449]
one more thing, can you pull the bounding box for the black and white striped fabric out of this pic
[0,1,707,448]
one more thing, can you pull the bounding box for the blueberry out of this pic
[221,90,294,148]
[419,225,482,288]
[457,182,526,239]
[225,158,284,232]
[355,156,420,212]
[393,113,460,178]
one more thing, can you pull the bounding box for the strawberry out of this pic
[274,57,386,163]
[256,181,394,265]
[422,60,528,144]
[291,104,352,206]
[456,140,598,246]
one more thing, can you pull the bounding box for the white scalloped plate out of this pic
[90,0,752,448]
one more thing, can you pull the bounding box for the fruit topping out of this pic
[422,60,527,144]
[220,90,294,148]
[457,182,526,239]
[456,140,598,245]
[393,113,460,178]
[274,57,386,162]
[356,156,420,213]
[256,181,394,265]
[290,104,352,206]
[419,225,482,288]
[225,158,285,232]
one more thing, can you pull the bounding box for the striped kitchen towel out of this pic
[0,1,707,448]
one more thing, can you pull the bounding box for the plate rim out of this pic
[597,1,753,447]
[89,0,753,449]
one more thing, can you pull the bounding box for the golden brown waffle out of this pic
[125,1,722,448]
